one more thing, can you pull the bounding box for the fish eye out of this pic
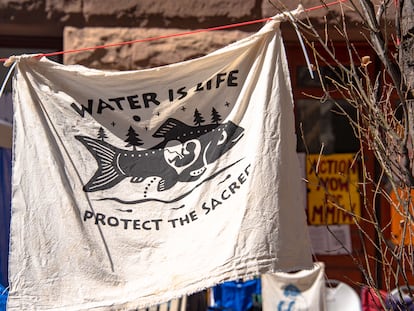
[218,131,227,144]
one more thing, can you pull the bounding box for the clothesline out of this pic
[0,0,347,63]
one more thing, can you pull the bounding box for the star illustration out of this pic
[225,101,230,107]
[181,106,187,112]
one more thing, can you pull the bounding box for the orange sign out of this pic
[306,153,361,225]
[390,188,414,245]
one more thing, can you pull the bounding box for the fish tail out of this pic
[75,136,125,192]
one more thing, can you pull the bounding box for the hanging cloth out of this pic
[7,12,312,310]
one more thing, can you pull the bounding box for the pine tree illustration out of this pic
[97,127,108,141]
[193,109,205,126]
[125,126,143,150]
[211,107,222,124]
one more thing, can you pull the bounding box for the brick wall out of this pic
[0,0,368,69]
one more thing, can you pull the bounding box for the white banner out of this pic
[8,16,312,310]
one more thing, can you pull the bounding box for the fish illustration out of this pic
[75,136,179,192]
[157,119,244,182]
[75,118,244,192]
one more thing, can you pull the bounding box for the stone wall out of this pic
[0,0,376,69]
[63,27,254,69]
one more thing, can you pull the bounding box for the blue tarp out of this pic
[211,279,261,311]
[0,147,12,288]
[0,283,7,311]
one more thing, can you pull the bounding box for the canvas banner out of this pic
[8,16,312,310]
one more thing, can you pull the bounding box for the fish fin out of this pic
[131,176,144,183]
[157,178,176,191]
[152,118,189,139]
[75,136,125,192]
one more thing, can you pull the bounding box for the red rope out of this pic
[0,0,347,63]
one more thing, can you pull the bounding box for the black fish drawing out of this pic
[75,118,244,192]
